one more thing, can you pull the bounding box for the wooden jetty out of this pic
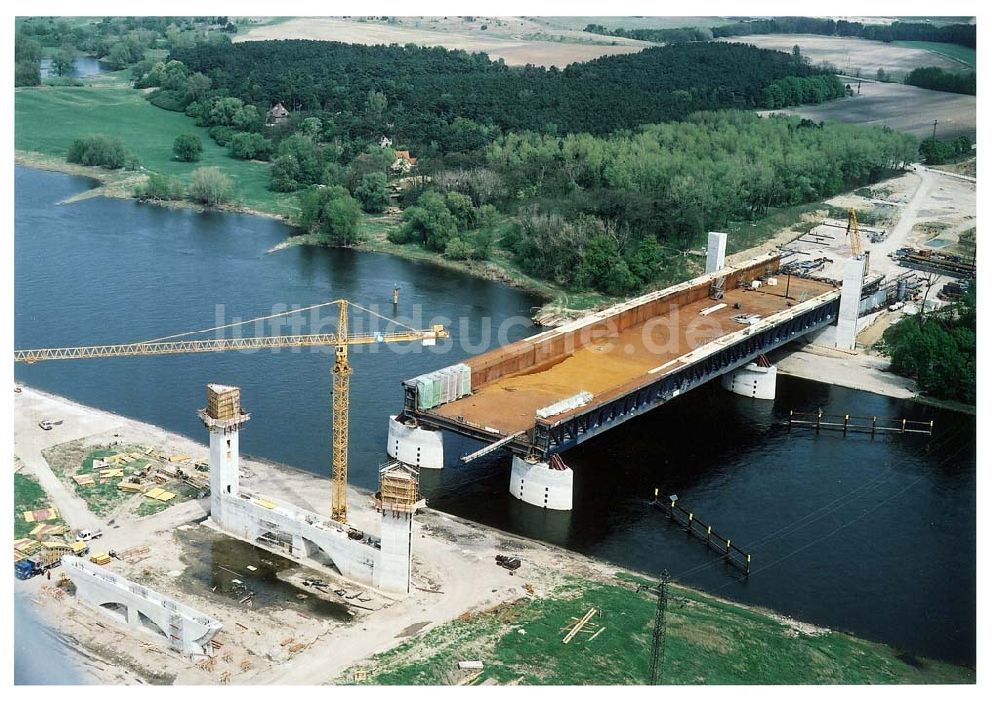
[652,491,751,575]
[787,410,933,436]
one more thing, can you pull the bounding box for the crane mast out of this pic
[847,207,863,258]
[14,299,448,525]
[331,300,351,523]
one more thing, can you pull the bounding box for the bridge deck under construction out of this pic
[403,253,840,456]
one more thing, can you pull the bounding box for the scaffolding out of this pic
[375,461,421,515]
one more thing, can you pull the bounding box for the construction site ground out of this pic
[434,277,836,436]
[741,163,974,311]
[14,386,972,685]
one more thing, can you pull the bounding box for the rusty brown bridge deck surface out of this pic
[431,255,837,436]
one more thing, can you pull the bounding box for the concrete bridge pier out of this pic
[721,362,778,400]
[509,455,574,511]
[386,416,445,469]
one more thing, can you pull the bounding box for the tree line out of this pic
[918,136,974,165]
[582,25,712,44]
[710,17,976,49]
[905,67,976,95]
[879,287,975,404]
[581,17,975,49]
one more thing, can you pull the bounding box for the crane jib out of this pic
[14,329,448,363]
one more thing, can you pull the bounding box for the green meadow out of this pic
[15,79,298,217]
[344,574,974,685]
[894,41,976,69]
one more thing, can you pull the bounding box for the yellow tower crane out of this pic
[14,299,448,524]
[846,207,863,258]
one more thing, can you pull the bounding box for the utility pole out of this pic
[920,273,941,321]
[932,120,939,140]
[648,570,672,685]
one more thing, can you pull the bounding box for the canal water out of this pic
[14,167,976,671]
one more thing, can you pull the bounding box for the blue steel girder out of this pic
[529,296,839,457]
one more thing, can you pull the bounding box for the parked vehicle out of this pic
[14,552,62,580]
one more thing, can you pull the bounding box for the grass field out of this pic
[344,573,973,685]
[894,41,976,69]
[40,443,194,518]
[14,472,53,538]
[15,82,299,217]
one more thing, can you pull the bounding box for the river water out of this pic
[14,167,976,676]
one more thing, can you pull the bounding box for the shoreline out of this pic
[13,384,974,684]
[16,157,969,409]
[15,154,590,313]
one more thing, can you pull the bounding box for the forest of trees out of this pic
[880,287,975,404]
[905,66,976,95]
[171,40,843,151]
[710,17,976,48]
[389,112,916,295]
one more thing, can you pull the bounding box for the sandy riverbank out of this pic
[11,385,653,684]
[771,343,918,400]
[13,386,974,684]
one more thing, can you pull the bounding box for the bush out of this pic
[66,134,138,170]
[270,155,301,192]
[228,131,270,160]
[208,125,235,147]
[173,134,203,162]
[353,172,390,213]
[392,191,459,252]
[188,167,231,206]
[148,89,188,112]
[15,60,41,87]
[443,237,475,261]
[297,185,362,245]
[134,173,185,201]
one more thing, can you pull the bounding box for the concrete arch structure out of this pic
[63,556,221,656]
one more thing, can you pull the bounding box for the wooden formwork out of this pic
[206,384,241,420]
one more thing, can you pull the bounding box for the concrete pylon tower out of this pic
[835,257,866,350]
[197,384,251,521]
[374,461,420,594]
[706,232,728,274]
